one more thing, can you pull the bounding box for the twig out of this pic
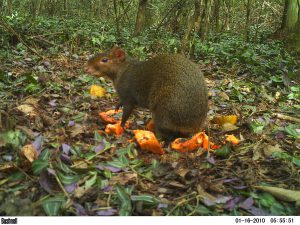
[274,113,300,123]
[12,163,35,182]
[29,32,64,39]
[167,194,199,216]
[187,195,200,216]
[71,146,111,168]
[49,163,69,198]
[129,165,154,183]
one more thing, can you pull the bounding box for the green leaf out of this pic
[119,154,129,166]
[32,159,49,175]
[57,172,81,185]
[270,202,285,215]
[24,83,41,93]
[106,156,129,169]
[259,192,276,208]
[85,172,97,188]
[292,157,300,167]
[284,126,299,139]
[0,130,23,149]
[39,149,50,160]
[57,159,76,174]
[42,195,66,216]
[8,171,26,181]
[115,185,132,216]
[215,144,231,158]
[25,73,38,84]
[249,120,265,134]
[94,130,103,141]
[131,194,160,205]
[151,159,159,169]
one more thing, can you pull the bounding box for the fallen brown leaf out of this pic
[109,172,137,185]
[21,144,38,162]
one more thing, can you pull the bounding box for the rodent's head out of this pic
[85,46,126,80]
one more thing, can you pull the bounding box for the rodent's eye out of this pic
[101,58,109,63]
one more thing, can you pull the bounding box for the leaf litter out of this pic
[0,48,299,216]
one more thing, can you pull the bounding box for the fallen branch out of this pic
[274,113,300,124]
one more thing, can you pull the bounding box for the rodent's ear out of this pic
[112,46,125,61]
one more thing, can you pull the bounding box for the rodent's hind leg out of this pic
[154,126,190,142]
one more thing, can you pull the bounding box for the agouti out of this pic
[85,46,208,139]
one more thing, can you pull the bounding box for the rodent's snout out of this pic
[84,65,93,74]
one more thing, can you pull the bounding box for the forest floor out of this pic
[0,46,300,216]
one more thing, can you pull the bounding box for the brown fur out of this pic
[85,47,208,139]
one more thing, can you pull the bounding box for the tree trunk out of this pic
[281,0,289,30]
[30,0,42,20]
[181,12,195,54]
[223,0,232,31]
[113,0,120,38]
[133,0,148,36]
[199,0,209,40]
[285,0,300,52]
[282,0,299,31]
[63,0,68,14]
[245,0,251,42]
[181,0,201,54]
[101,0,109,19]
[6,0,13,15]
[0,0,4,15]
[194,0,201,33]
[213,0,220,32]
[171,5,183,33]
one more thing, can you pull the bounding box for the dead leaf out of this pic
[222,123,239,132]
[72,159,90,169]
[254,186,300,202]
[16,126,35,139]
[168,181,185,188]
[109,172,137,185]
[74,186,90,198]
[70,124,85,137]
[0,162,14,172]
[218,92,230,101]
[252,141,264,161]
[263,144,283,157]
[21,144,38,162]
[17,104,37,118]
[24,97,39,106]
[261,86,276,103]
[175,167,191,178]
[197,184,217,202]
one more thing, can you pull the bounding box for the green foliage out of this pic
[0,130,26,150]
[42,195,66,216]
[194,34,297,78]
[256,192,294,215]
[115,185,132,216]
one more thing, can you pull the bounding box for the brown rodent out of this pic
[85,46,208,139]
